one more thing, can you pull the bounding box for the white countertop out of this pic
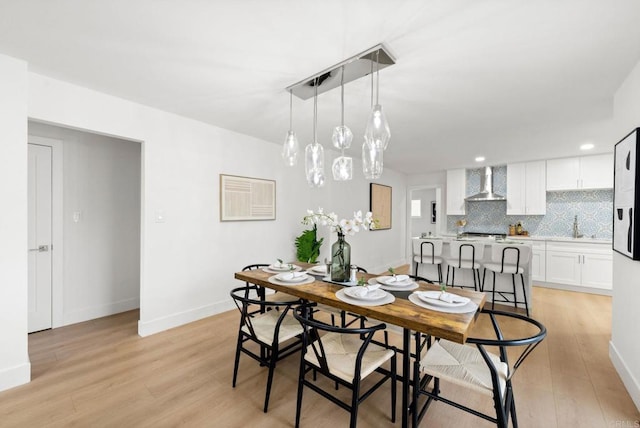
[415,234,612,245]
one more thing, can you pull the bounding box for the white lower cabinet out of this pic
[530,241,546,282]
[545,242,612,290]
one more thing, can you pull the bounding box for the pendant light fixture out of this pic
[286,43,395,183]
[332,66,353,181]
[364,50,391,151]
[304,79,325,188]
[362,57,383,179]
[281,89,299,166]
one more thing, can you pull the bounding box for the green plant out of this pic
[295,224,323,263]
[357,276,367,286]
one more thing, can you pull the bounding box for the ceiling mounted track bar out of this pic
[286,43,396,100]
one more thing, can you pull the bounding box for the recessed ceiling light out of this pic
[475,156,485,162]
[580,143,595,150]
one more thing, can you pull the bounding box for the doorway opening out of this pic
[27,121,141,333]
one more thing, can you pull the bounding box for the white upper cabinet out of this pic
[446,169,466,215]
[506,160,546,215]
[546,153,613,191]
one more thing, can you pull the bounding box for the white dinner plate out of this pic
[408,293,478,314]
[343,287,387,301]
[416,291,470,307]
[275,272,309,283]
[368,278,419,291]
[268,275,315,286]
[308,265,328,275]
[262,265,302,274]
[335,288,395,307]
[375,275,413,287]
[269,264,296,272]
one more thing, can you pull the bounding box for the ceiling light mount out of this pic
[286,44,395,100]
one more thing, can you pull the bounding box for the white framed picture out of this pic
[220,174,276,221]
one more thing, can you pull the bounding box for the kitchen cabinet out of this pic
[530,240,546,282]
[506,161,546,215]
[446,169,466,215]
[546,153,613,191]
[545,241,612,289]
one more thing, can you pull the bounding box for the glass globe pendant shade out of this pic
[362,140,383,180]
[332,155,353,181]
[282,130,299,166]
[364,104,390,151]
[332,125,353,150]
[305,142,325,187]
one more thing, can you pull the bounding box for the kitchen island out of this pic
[413,236,533,310]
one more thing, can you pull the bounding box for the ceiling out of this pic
[2,1,640,174]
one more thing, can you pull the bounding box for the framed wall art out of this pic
[613,128,640,260]
[431,200,437,224]
[370,183,392,230]
[220,174,276,221]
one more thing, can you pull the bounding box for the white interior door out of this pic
[28,143,53,332]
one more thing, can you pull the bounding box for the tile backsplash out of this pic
[447,166,613,239]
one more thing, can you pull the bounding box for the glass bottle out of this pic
[331,232,351,282]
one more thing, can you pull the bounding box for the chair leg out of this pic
[414,262,418,276]
[491,272,497,311]
[263,353,277,412]
[391,354,397,423]
[437,264,443,284]
[510,385,519,428]
[520,273,529,317]
[295,362,306,428]
[511,273,518,312]
[472,268,478,291]
[445,265,450,286]
[232,334,243,387]
[350,379,361,428]
[481,268,486,292]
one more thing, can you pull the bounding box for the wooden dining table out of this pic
[234,266,486,428]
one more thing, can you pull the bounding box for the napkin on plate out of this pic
[311,265,327,274]
[349,283,380,298]
[280,271,306,281]
[420,290,468,304]
[386,274,409,283]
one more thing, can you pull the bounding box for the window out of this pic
[411,199,421,218]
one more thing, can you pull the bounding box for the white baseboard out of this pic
[609,340,640,411]
[0,362,30,393]
[60,297,140,327]
[535,281,612,296]
[137,299,235,337]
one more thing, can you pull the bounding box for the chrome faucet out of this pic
[573,215,583,238]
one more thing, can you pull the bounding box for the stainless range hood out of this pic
[465,166,506,201]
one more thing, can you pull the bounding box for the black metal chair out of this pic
[413,239,444,283]
[293,303,397,428]
[241,263,297,303]
[230,285,303,413]
[412,308,547,428]
[482,243,532,316]
[445,241,485,291]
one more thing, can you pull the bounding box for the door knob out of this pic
[28,245,49,252]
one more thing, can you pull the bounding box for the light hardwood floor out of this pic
[1,287,638,427]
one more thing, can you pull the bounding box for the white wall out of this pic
[610,58,640,410]
[29,122,141,326]
[0,54,30,390]
[26,73,408,339]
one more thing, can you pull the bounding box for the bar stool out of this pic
[445,241,484,291]
[412,238,443,283]
[482,243,531,317]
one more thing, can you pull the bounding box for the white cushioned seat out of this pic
[304,332,394,383]
[483,263,524,274]
[413,255,444,265]
[420,339,507,398]
[242,311,303,345]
